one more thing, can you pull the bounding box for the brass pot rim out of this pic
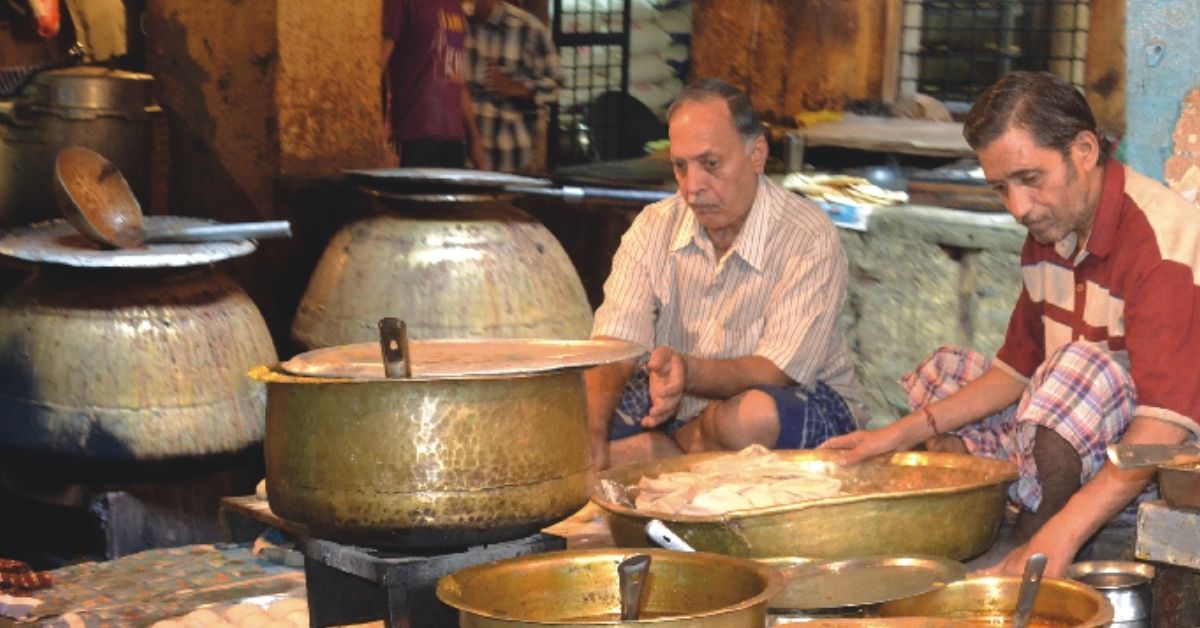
[436,547,785,623]
[881,575,1114,626]
[592,450,1019,522]
[249,363,577,384]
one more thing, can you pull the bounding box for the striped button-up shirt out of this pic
[466,2,561,172]
[593,175,869,426]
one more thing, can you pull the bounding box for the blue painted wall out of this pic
[1124,0,1200,181]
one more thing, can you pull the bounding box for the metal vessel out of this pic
[0,219,276,463]
[594,450,1018,560]
[0,67,162,227]
[292,190,593,348]
[256,337,642,548]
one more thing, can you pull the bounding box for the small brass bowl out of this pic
[879,576,1114,627]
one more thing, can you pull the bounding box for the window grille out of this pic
[899,0,1089,105]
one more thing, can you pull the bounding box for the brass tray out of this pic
[593,450,1017,560]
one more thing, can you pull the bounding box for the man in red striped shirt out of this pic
[824,72,1199,577]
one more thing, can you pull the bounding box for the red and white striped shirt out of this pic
[997,161,1200,434]
[592,176,869,425]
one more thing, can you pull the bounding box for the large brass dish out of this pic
[436,548,784,627]
[878,576,1114,626]
[594,451,1017,560]
[255,365,593,548]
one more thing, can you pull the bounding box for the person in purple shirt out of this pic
[382,0,484,168]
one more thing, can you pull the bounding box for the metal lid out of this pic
[769,555,966,611]
[344,167,552,192]
[20,67,159,118]
[279,338,644,379]
[0,217,258,269]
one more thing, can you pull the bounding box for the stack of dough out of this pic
[150,597,308,628]
[633,445,842,516]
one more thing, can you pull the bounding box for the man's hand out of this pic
[643,346,686,428]
[484,64,532,99]
[818,423,906,465]
[978,529,1075,579]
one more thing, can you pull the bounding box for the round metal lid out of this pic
[24,67,158,115]
[769,555,965,611]
[0,217,258,269]
[343,167,552,191]
[279,338,645,379]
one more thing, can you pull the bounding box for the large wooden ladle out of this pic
[54,147,291,249]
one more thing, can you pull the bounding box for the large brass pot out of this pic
[594,451,1017,560]
[255,363,593,548]
[878,576,1114,626]
[291,195,592,349]
[437,548,784,626]
[0,267,276,460]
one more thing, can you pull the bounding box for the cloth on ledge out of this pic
[3,544,302,626]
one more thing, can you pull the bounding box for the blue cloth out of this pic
[608,367,856,448]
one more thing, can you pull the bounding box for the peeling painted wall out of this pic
[1123,0,1200,188]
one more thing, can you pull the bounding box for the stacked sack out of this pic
[629,0,691,120]
[557,0,691,119]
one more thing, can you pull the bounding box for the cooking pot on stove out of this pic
[255,328,642,548]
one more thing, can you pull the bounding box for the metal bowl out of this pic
[1159,461,1200,510]
[878,576,1114,627]
[593,451,1017,560]
[436,548,784,626]
[1066,561,1154,624]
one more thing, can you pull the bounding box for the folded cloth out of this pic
[0,592,42,619]
[0,558,55,593]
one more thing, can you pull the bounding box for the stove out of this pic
[302,532,566,627]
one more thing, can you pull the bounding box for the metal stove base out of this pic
[303,532,566,627]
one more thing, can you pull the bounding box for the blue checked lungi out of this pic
[609,365,856,449]
[903,342,1153,523]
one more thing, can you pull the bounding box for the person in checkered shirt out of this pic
[464,0,562,173]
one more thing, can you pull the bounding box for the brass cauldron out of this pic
[0,266,276,460]
[256,337,642,548]
[878,576,1114,626]
[291,193,592,348]
[437,548,784,626]
[594,451,1017,560]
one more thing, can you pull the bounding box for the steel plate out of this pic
[770,555,965,611]
[279,338,645,379]
[343,167,552,190]
[0,217,257,268]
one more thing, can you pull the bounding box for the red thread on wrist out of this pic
[922,406,940,436]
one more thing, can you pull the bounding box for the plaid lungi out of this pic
[902,342,1153,523]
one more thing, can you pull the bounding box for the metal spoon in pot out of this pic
[54,146,291,249]
[645,519,696,552]
[618,554,652,621]
[1012,553,1047,628]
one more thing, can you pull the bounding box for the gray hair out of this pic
[665,77,764,142]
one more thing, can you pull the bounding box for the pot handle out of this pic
[378,317,412,378]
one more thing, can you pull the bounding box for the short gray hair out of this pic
[665,77,764,142]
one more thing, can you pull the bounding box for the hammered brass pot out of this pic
[291,195,592,349]
[437,548,784,626]
[0,267,277,460]
[254,364,593,548]
[595,451,1017,560]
